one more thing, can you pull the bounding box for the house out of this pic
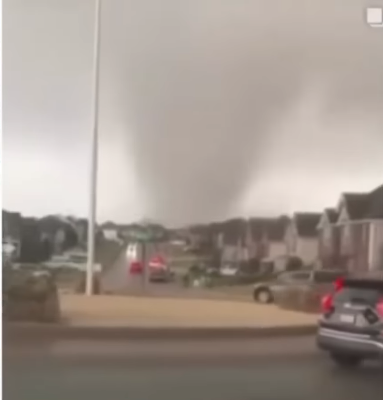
[317,208,340,269]
[2,210,22,242]
[263,216,290,260]
[38,215,79,254]
[336,184,383,273]
[246,218,263,259]
[245,216,289,260]
[101,221,123,242]
[2,210,22,260]
[217,219,247,266]
[72,218,88,247]
[285,212,321,265]
[101,222,145,243]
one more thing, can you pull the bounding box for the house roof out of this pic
[294,212,321,237]
[324,208,339,223]
[342,193,370,220]
[248,216,289,242]
[340,184,383,221]
[101,221,118,229]
[264,216,289,241]
[248,218,267,241]
[221,218,247,245]
[317,208,339,230]
[367,184,383,219]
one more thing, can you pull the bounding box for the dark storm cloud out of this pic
[3,0,383,224]
[107,0,383,223]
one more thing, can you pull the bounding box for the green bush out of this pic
[3,268,61,322]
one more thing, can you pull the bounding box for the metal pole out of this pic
[85,0,102,296]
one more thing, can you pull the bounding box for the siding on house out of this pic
[221,243,246,265]
[2,210,22,243]
[337,194,368,271]
[320,225,334,257]
[369,220,383,271]
[214,219,247,265]
[285,222,296,256]
[317,208,340,269]
[343,222,370,273]
[286,212,321,265]
[268,241,286,259]
[296,238,319,265]
[247,216,289,260]
[264,216,289,259]
[102,228,120,241]
[295,237,318,265]
[336,184,383,273]
[246,218,267,259]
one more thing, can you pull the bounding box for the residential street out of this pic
[4,336,383,400]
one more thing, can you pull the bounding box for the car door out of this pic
[268,271,301,293]
[271,271,312,292]
[287,271,313,288]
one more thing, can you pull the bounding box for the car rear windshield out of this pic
[313,271,344,283]
[334,281,383,305]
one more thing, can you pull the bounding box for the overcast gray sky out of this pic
[3,0,383,225]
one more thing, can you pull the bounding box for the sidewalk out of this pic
[61,294,320,328]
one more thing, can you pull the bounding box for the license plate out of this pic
[339,314,355,324]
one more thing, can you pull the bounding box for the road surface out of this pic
[4,336,383,400]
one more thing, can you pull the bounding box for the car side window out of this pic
[288,271,311,282]
[313,271,342,283]
[276,272,294,283]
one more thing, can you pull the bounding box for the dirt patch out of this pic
[60,293,319,328]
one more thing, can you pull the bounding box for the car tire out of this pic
[329,353,363,369]
[254,288,273,304]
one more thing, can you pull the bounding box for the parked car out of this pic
[147,255,174,283]
[316,276,383,368]
[252,269,346,304]
[149,267,174,283]
[220,264,238,277]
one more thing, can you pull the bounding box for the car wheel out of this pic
[330,353,363,369]
[254,288,273,304]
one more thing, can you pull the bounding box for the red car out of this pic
[149,255,172,282]
[129,261,143,275]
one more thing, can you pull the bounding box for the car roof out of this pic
[313,269,346,274]
[343,277,383,290]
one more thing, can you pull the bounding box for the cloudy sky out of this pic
[3,0,383,225]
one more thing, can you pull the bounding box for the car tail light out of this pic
[334,277,344,292]
[376,298,383,318]
[129,261,143,274]
[321,293,333,313]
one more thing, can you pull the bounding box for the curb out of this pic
[3,323,317,343]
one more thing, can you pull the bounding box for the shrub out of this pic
[3,268,61,322]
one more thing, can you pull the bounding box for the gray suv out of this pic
[317,277,383,368]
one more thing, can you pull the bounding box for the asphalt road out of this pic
[4,336,383,400]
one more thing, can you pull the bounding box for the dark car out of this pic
[316,277,383,368]
[149,267,174,283]
[252,269,345,304]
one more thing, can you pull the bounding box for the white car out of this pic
[220,264,238,277]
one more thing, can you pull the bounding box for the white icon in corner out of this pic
[366,7,383,27]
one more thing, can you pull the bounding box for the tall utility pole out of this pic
[85,0,102,296]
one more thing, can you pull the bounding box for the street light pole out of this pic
[85,0,102,296]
